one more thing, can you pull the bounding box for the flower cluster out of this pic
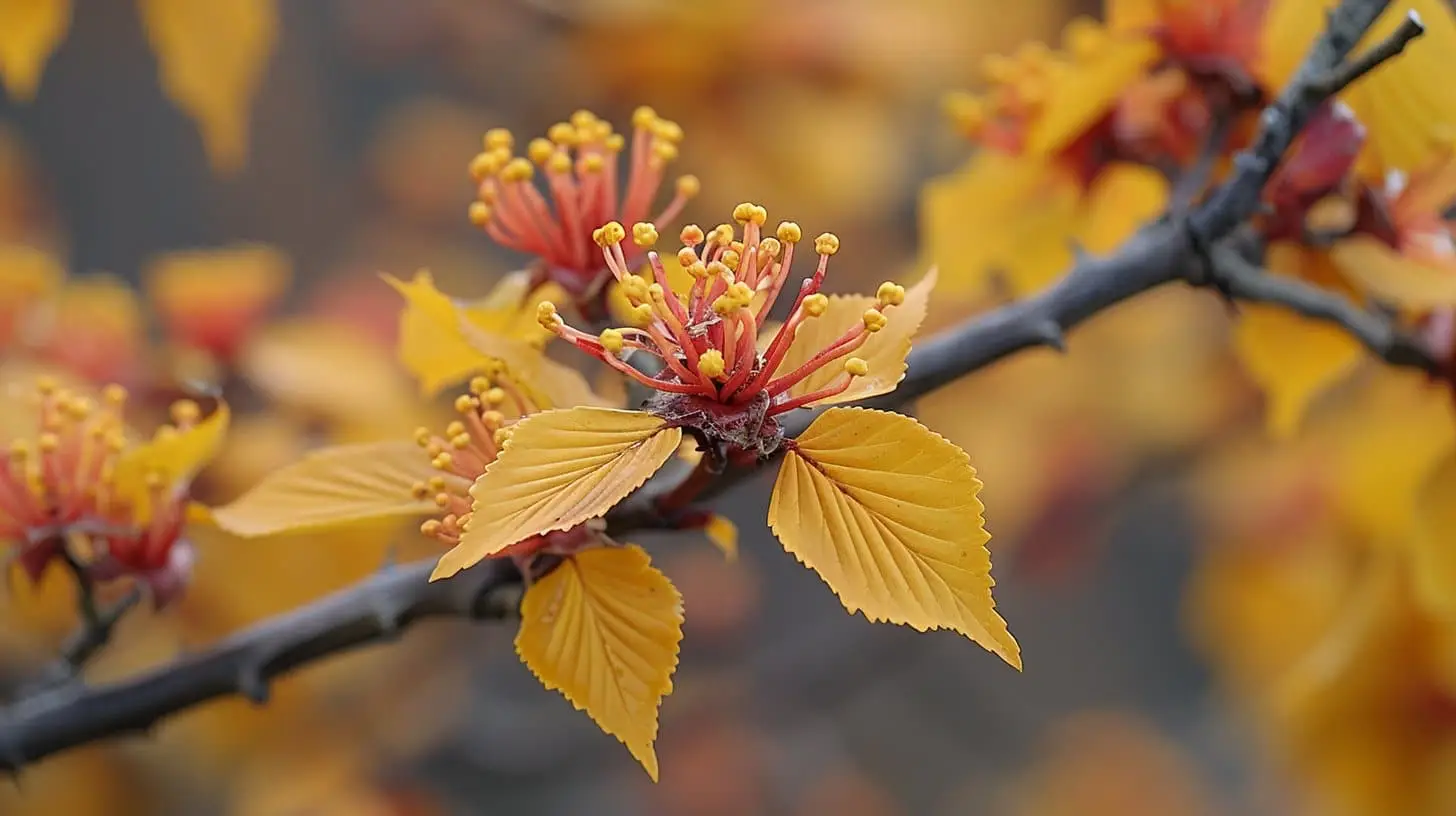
[3,377,227,605]
[466,108,700,305]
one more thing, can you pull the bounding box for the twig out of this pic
[0,0,1433,773]
[28,589,144,692]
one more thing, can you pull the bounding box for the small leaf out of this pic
[1413,453,1456,621]
[114,400,231,523]
[704,514,738,562]
[1024,34,1160,157]
[1076,162,1169,254]
[211,441,439,537]
[432,408,681,580]
[515,545,683,781]
[770,268,935,405]
[384,269,511,396]
[459,318,607,410]
[1331,235,1456,308]
[768,407,1020,668]
[138,0,278,173]
[0,0,70,101]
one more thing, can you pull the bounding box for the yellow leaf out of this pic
[768,407,1020,668]
[114,400,231,523]
[211,441,439,537]
[1076,162,1169,254]
[704,514,738,562]
[138,0,277,173]
[0,0,70,101]
[459,318,607,410]
[385,269,504,396]
[769,268,935,405]
[1106,0,1160,33]
[1330,235,1456,308]
[1233,303,1363,438]
[1024,35,1160,157]
[1413,452,1456,621]
[515,545,682,781]
[432,408,681,580]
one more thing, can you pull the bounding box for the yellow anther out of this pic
[605,133,625,152]
[485,387,506,406]
[432,452,454,470]
[728,281,754,304]
[651,141,679,163]
[170,399,201,426]
[647,283,666,302]
[427,476,446,492]
[536,301,562,330]
[652,119,684,143]
[712,294,738,316]
[596,221,626,246]
[426,440,444,458]
[676,175,701,198]
[547,151,572,175]
[66,396,94,420]
[599,328,625,354]
[9,440,29,460]
[482,410,505,427]
[36,376,57,396]
[494,427,514,448]
[469,376,491,395]
[698,349,726,379]
[705,261,730,280]
[621,274,650,303]
[484,128,514,151]
[776,222,802,243]
[547,122,578,146]
[570,109,598,128]
[632,105,658,129]
[468,202,492,227]
[102,384,127,407]
[758,237,782,258]
[469,152,496,181]
[582,154,605,174]
[732,202,758,224]
[527,137,554,165]
[802,293,829,317]
[632,221,660,248]
[628,303,656,327]
[845,357,870,378]
[37,433,59,454]
[709,224,735,245]
[686,261,708,279]
[445,421,466,438]
[862,309,888,332]
[411,481,430,500]
[814,233,841,256]
[435,492,453,508]
[449,434,471,450]
[876,282,906,307]
[420,519,443,537]
[501,158,534,182]
[680,224,705,245]
[677,247,699,267]
[720,249,740,271]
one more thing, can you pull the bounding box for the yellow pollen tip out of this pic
[482,410,505,427]
[435,492,453,508]
[9,440,29,460]
[732,202,757,224]
[680,224,705,245]
[570,109,598,128]
[621,275,650,303]
[469,152,496,181]
[582,154,605,174]
[711,295,737,316]
[698,349,726,379]
[527,137,554,165]
[37,433,59,453]
[450,434,472,450]
[632,105,658,129]
[411,482,429,500]
[597,221,626,246]
[445,421,466,438]
[469,376,491,395]
[494,427,513,448]
[677,247,698,267]
[802,293,829,317]
[484,128,513,151]
[876,282,906,307]
[862,310,888,332]
[632,222,660,247]
[536,301,562,330]
[485,388,506,406]
[455,395,479,415]
[676,175,701,198]
[605,133,625,152]
[720,250,740,271]
[547,152,572,175]
[845,357,870,378]
[547,122,577,146]
[653,119,684,143]
[36,376,57,396]
[432,452,454,470]
[651,141,678,163]
[629,303,655,327]
[420,519,442,537]
[169,399,201,426]
[776,222,802,243]
[468,202,492,226]
[647,283,666,302]
[687,261,708,279]
[501,158,534,182]
[706,261,730,280]
[599,328,625,354]
[814,233,841,256]
[728,281,753,303]
[102,384,127,406]
[758,237,782,258]
[427,476,446,492]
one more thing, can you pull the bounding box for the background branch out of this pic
[0,0,1435,773]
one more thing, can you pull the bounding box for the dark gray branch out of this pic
[0,0,1434,773]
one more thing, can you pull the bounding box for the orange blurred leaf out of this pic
[768,407,1020,668]
[432,408,681,580]
[1331,235,1456,308]
[113,399,230,523]
[516,545,682,781]
[0,0,70,102]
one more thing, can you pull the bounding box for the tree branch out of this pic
[0,0,1433,773]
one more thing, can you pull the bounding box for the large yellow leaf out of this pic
[138,0,278,173]
[770,268,935,406]
[432,408,681,580]
[1076,162,1169,254]
[210,441,439,537]
[1413,452,1456,621]
[515,545,682,781]
[459,318,607,410]
[0,0,69,101]
[768,407,1020,668]
[1233,303,1362,438]
[1330,235,1456,308]
[384,269,495,396]
[114,400,231,523]
[1024,34,1160,157]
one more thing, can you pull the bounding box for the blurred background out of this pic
[1,0,1451,814]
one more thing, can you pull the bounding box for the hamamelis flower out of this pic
[211,367,695,781]
[466,107,700,308]
[2,378,228,606]
[444,206,1018,721]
